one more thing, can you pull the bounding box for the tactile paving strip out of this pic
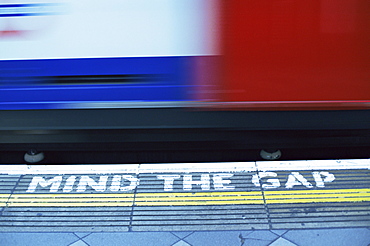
[264,169,370,229]
[0,160,369,231]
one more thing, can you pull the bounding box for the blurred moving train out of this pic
[1,0,368,110]
[0,0,369,164]
[220,0,369,110]
[0,0,219,109]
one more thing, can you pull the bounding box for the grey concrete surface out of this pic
[282,228,370,246]
[0,233,78,246]
[0,228,369,246]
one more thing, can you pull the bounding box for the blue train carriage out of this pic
[0,0,219,110]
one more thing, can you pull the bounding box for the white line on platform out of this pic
[139,162,256,173]
[255,159,370,171]
[0,159,368,175]
[0,164,140,175]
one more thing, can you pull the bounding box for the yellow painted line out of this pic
[9,198,134,203]
[135,196,262,201]
[136,191,263,197]
[8,202,134,207]
[265,193,370,199]
[0,188,369,207]
[135,191,264,205]
[265,194,370,199]
[136,191,262,199]
[11,194,135,198]
[5,193,135,207]
[266,197,370,204]
[134,200,264,206]
[264,188,370,204]
[6,192,264,206]
[264,188,370,195]
[0,194,11,207]
[7,194,135,207]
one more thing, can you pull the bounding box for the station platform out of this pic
[0,159,369,245]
